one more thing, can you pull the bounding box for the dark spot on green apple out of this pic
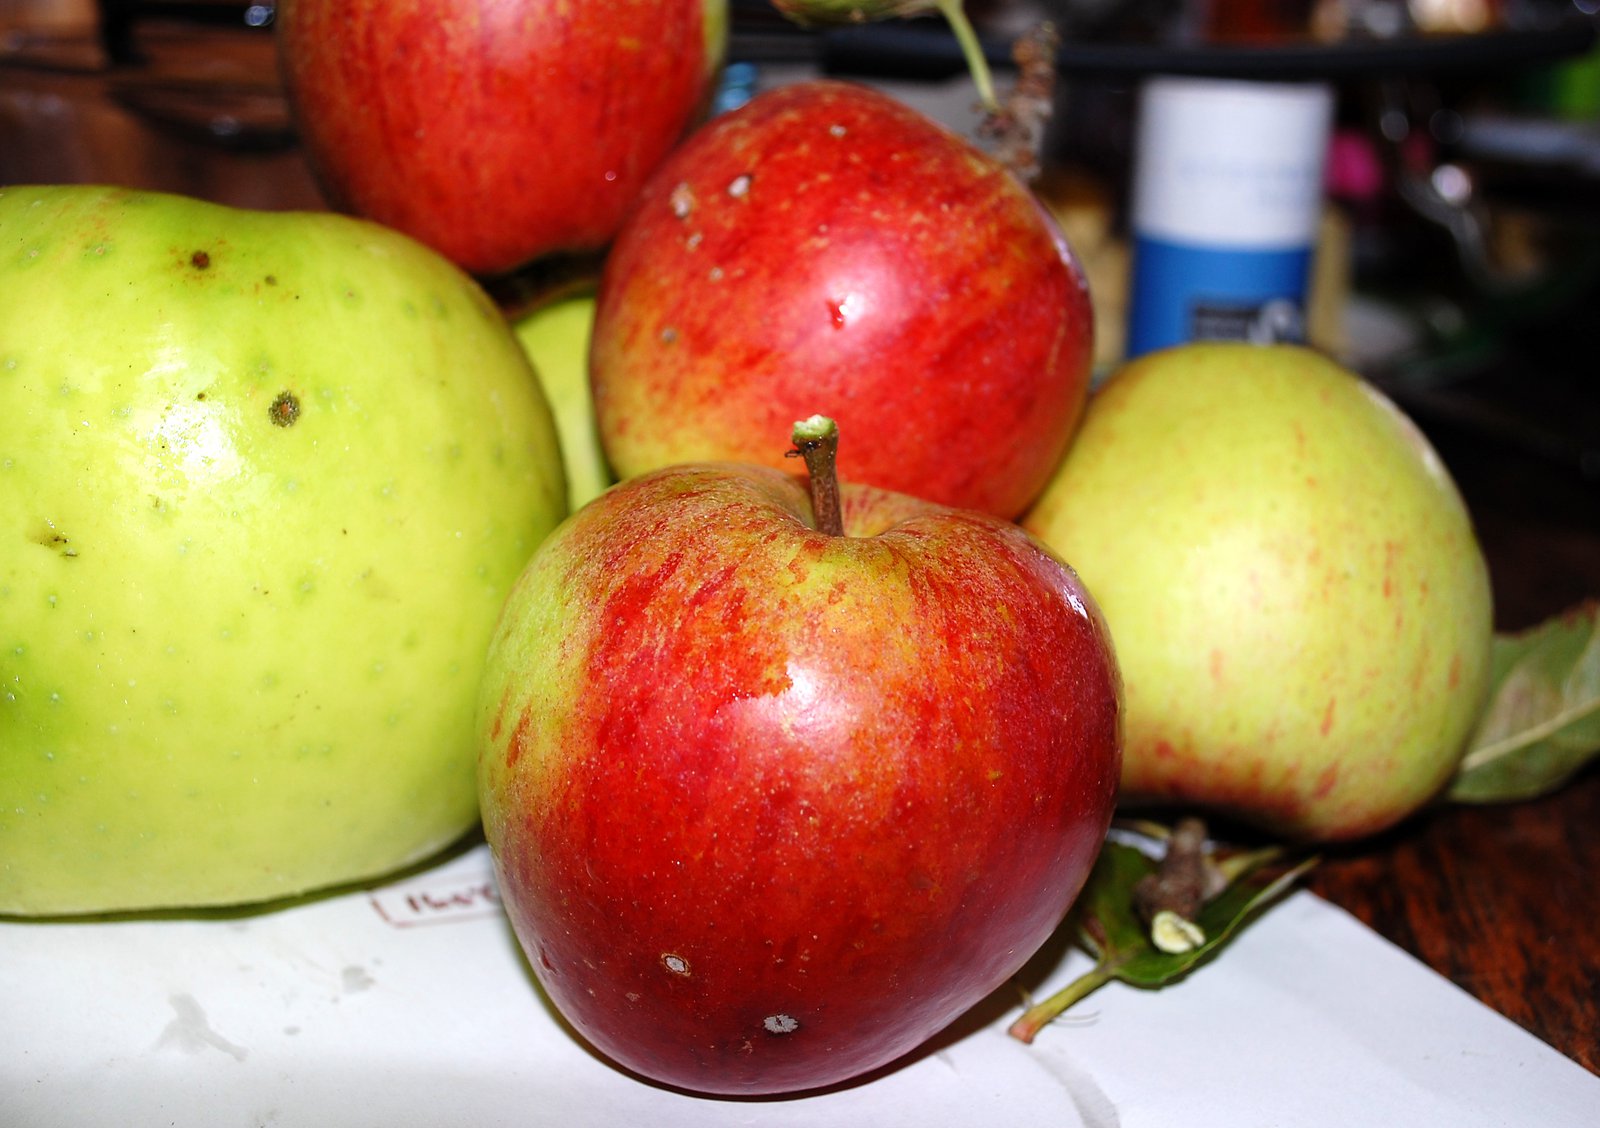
[29,524,77,558]
[264,275,277,286]
[190,250,210,270]
[269,391,301,428]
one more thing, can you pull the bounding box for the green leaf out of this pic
[1449,600,1600,803]
[1008,835,1315,1043]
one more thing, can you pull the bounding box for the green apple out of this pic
[512,292,614,510]
[1022,342,1493,842]
[0,185,567,915]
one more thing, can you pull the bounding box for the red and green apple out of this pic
[1023,343,1494,842]
[589,80,1096,519]
[276,0,728,277]
[477,418,1122,1094]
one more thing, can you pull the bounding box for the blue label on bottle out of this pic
[1127,236,1313,358]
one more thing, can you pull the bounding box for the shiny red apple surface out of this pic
[476,457,1122,1094]
[589,80,1096,519]
[276,0,726,276]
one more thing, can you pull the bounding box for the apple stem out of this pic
[977,21,1061,185]
[934,0,1000,114]
[1132,816,1217,928]
[789,415,845,537]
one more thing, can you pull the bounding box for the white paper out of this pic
[2,843,1595,1127]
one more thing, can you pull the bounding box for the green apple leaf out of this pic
[1448,600,1600,804]
[1008,828,1316,1043]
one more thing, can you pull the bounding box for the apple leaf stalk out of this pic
[787,414,845,537]
[1008,823,1316,1044]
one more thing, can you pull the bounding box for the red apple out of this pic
[476,418,1122,1095]
[275,0,728,277]
[589,80,1096,519]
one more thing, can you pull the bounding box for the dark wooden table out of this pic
[1312,349,1600,1076]
[1311,769,1600,1075]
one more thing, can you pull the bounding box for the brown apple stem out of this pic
[788,415,844,537]
[1131,816,1224,954]
[978,21,1061,185]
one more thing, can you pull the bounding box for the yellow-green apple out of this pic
[0,184,567,916]
[275,0,728,277]
[512,291,614,510]
[477,418,1122,1094]
[589,80,1096,519]
[1022,342,1494,842]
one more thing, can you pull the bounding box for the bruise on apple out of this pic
[28,521,77,558]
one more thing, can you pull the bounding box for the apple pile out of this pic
[1,0,1507,1101]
